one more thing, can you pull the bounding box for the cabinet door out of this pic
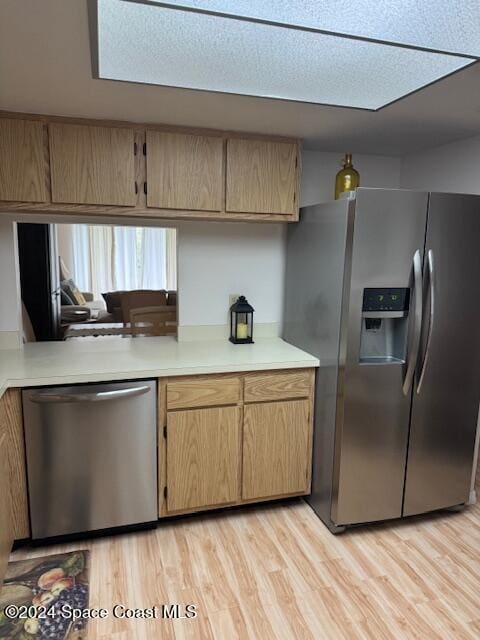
[243,400,311,500]
[0,390,29,540]
[0,431,13,588]
[49,123,136,205]
[0,118,47,202]
[146,131,223,211]
[167,406,240,512]
[226,139,298,214]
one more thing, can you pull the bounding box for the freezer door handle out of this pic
[402,250,423,395]
[416,250,435,394]
[29,385,151,404]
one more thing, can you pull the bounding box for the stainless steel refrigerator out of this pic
[284,188,480,532]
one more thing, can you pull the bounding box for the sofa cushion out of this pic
[61,279,86,306]
[61,306,90,323]
[60,289,75,306]
[102,291,126,314]
[84,299,107,311]
[91,309,115,323]
[120,290,168,324]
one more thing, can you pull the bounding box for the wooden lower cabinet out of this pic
[0,389,30,540]
[0,431,13,587]
[0,369,313,542]
[243,400,311,500]
[166,406,241,512]
[160,369,315,517]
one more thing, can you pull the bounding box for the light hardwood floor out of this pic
[10,477,480,640]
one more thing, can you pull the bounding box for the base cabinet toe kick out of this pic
[2,368,315,542]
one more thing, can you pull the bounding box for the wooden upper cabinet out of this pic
[49,123,136,206]
[0,112,301,221]
[226,138,298,215]
[0,118,47,202]
[146,131,224,211]
[243,400,311,501]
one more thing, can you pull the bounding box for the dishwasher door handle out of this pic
[29,385,151,404]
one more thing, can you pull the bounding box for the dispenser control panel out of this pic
[362,288,410,313]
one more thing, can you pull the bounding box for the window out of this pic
[62,224,177,299]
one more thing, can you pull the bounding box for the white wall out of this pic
[0,219,21,348]
[401,134,480,194]
[177,150,402,336]
[301,150,402,207]
[177,221,285,333]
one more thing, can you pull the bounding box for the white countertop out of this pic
[0,337,318,396]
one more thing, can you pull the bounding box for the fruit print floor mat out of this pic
[0,551,89,640]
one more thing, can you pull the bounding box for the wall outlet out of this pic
[229,294,240,308]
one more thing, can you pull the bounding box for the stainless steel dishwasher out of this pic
[23,380,157,540]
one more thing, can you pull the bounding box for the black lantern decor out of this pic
[229,296,254,344]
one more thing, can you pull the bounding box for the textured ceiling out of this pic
[0,0,479,155]
[95,1,472,110]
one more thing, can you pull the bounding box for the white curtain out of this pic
[165,228,177,290]
[142,227,166,289]
[113,227,138,290]
[71,225,176,298]
[89,226,114,298]
[71,225,90,292]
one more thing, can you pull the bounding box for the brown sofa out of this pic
[61,292,115,325]
[102,290,177,323]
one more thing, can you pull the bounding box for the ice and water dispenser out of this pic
[359,288,410,363]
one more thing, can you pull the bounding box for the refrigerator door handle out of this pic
[416,250,435,394]
[402,250,423,395]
